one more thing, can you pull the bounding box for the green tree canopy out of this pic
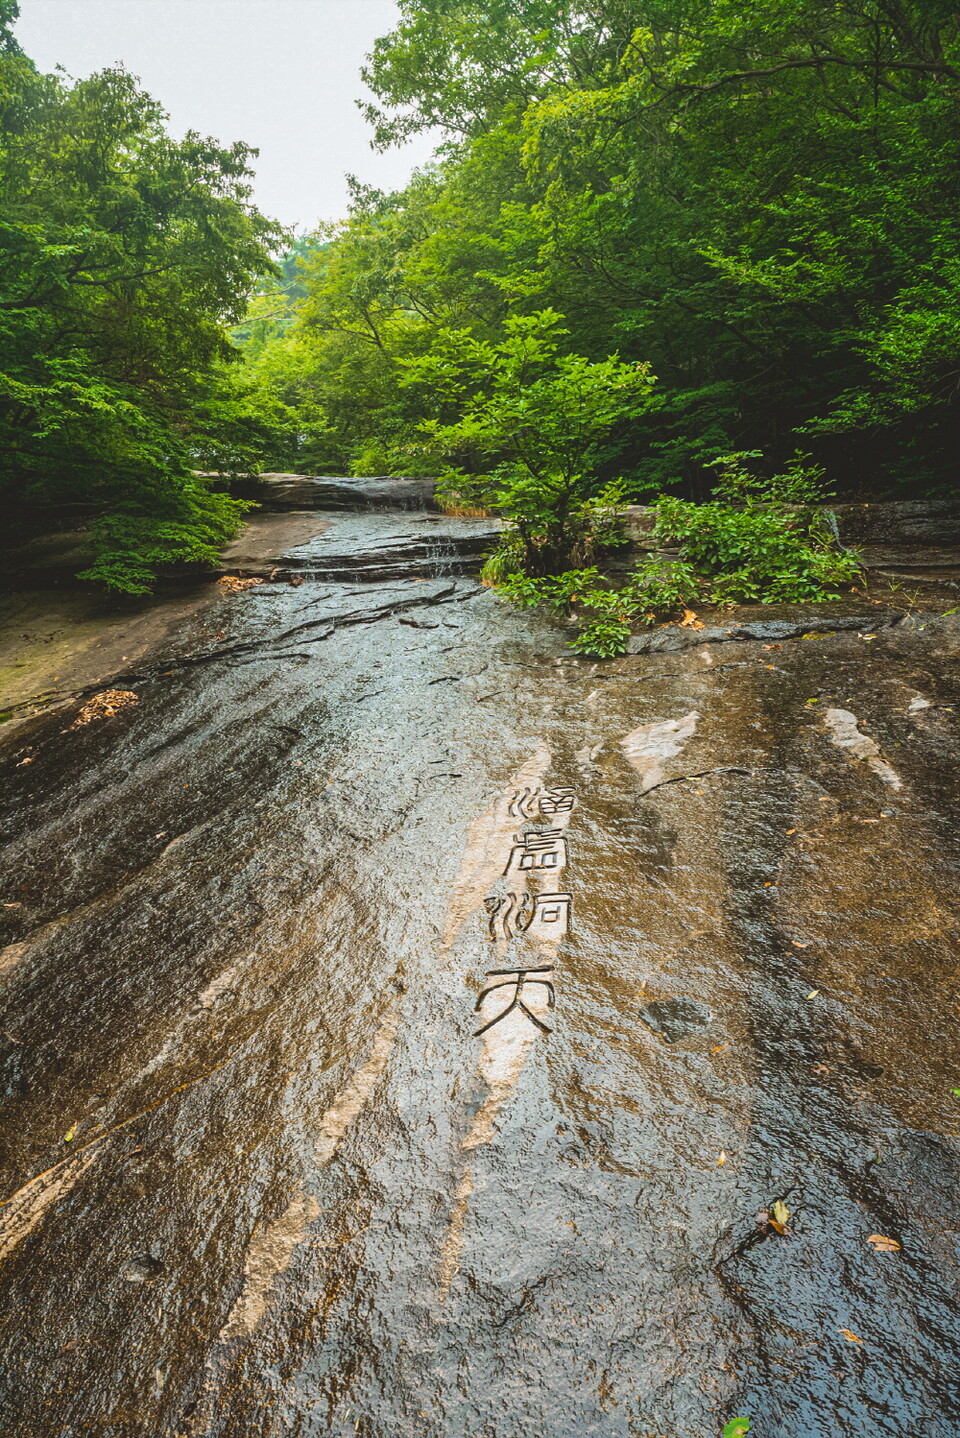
[1,1,285,590]
[285,0,960,498]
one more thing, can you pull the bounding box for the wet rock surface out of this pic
[625,601,905,653]
[1,506,960,1438]
[246,510,501,582]
[255,473,441,511]
[639,998,713,1044]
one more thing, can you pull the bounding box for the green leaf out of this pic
[723,1420,751,1438]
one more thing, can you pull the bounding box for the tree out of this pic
[399,308,655,573]
[301,0,960,498]
[0,2,284,591]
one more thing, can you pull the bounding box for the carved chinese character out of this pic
[474,965,556,1036]
[484,890,572,941]
[484,891,531,941]
[538,787,577,818]
[526,891,572,940]
[504,828,568,876]
[508,787,542,821]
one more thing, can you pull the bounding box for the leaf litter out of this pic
[68,690,139,729]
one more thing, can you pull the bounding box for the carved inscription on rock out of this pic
[469,784,578,1038]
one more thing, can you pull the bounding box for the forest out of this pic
[3,0,960,597]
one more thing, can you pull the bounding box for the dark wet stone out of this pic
[255,474,440,512]
[5,507,960,1437]
[122,1256,164,1284]
[627,602,904,653]
[640,997,713,1043]
[825,499,960,546]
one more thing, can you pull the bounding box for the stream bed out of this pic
[1,508,960,1437]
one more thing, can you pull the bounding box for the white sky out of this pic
[13,0,438,231]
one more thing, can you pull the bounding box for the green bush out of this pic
[651,453,862,604]
[495,454,861,657]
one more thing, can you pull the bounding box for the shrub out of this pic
[494,453,861,656]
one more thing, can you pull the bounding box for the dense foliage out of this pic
[8,0,960,600]
[500,454,863,656]
[260,0,960,503]
[398,308,655,573]
[0,0,283,590]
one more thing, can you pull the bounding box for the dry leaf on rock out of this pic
[68,690,138,730]
[839,1328,864,1345]
[679,608,704,629]
[866,1233,901,1252]
[218,575,264,595]
[769,1198,792,1234]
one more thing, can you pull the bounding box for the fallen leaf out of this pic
[839,1328,864,1345]
[762,643,782,650]
[813,1064,831,1075]
[68,690,138,730]
[951,1089,960,1097]
[1,902,22,909]
[64,1127,75,1142]
[866,1234,901,1252]
[791,940,810,948]
[771,1199,791,1227]
[786,828,796,835]
[717,1151,727,1166]
[218,575,264,595]
[807,989,820,999]
[711,1043,729,1054]
[17,757,34,765]
[723,1418,751,1438]
[680,608,704,630]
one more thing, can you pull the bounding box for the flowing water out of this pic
[1,506,960,1437]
